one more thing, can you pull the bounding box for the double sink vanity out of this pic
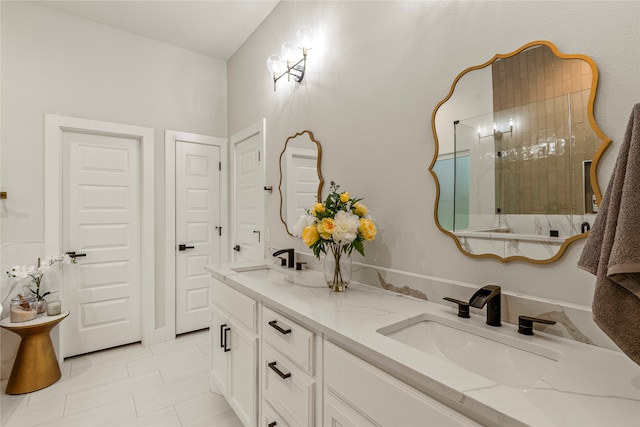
[206,260,640,427]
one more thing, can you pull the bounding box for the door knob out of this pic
[233,245,240,252]
[178,244,195,251]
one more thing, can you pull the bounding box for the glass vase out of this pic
[324,248,352,292]
[37,299,47,314]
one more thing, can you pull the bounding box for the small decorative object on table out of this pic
[9,294,37,323]
[6,254,75,315]
[47,300,62,316]
[294,181,377,292]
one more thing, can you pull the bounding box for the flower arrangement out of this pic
[294,181,377,290]
[6,254,76,302]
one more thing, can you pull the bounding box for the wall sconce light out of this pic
[478,117,514,141]
[266,26,314,91]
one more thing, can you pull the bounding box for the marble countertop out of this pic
[207,261,640,426]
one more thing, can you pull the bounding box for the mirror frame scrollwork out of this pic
[429,40,612,264]
[278,130,324,236]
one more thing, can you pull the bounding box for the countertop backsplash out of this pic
[294,251,617,351]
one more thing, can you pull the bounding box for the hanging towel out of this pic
[578,102,640,366]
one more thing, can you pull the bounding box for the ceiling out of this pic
[35,0,280,61]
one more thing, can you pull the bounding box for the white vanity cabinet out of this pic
[323,340,480,427]
[210,278,259,427]
[261,306,318,427]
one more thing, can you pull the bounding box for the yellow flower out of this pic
[317,218,335,239]
[359,218,377,241]
[354,202,368,216]
[340,192,350,203]
[311,203,325,216]
[302,225,320,246]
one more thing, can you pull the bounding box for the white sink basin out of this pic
[231,266,290,281]
[229,264,327,288]
[379,314,562,388]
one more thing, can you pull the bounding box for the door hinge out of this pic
[258,151,261,162]
[218,161,222,171]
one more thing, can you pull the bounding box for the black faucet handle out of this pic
[518,316,556,335]
[443,297,470,318]
[295,261,306,271]
[278,257,287,266]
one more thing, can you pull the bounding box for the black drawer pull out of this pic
[267,361,291,379]
[268,320,292,335]
[223,326,231,352]
[220,324,227,348]
[268,422,277,427]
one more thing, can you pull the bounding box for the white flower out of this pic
[332,211,360,244]
[292,214,316,237]
[8,265,33,279]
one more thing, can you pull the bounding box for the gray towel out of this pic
[578,102,640,366]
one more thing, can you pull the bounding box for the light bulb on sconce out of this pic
[477,118,515,141]
[296,26,314,51]
[266,26,314,91]
[266,55,285,75]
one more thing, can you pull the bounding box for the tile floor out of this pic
[1,329,243,426]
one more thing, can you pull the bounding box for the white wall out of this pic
[0,1,227,378]
[228,1,640,307]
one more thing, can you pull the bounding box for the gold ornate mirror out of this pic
[430,40,611,263]
[279,130,324,236]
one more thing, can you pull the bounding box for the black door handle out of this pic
[65,251,87,259]
[233,245,240,252]
[178,244,195,251]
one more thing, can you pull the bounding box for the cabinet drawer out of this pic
[263,306,314,374]
[211,278,257,333]
[324,341,480,427]
[263,344,315,427]
[262,400,291,427]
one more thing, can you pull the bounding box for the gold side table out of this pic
[1,311,69,394]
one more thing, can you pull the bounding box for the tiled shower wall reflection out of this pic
[491,45,597,215]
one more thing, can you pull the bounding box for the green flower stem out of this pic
[329,243,345,290]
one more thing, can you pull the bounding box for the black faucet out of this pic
[469,284,502,327]
[272,248,295,268]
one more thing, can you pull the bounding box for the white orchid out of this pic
[6,254,76,300]
[8,265,34,279]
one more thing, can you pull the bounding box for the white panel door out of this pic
[62,131,141,357]
[232,122,265,262]
[175,141,220,334]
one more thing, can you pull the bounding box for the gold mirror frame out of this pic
[429,40,611,264]
[279,130,324,236]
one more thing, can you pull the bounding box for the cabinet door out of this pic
[324,389,378,427]
[211,309,229,395]
[228,320,258,427]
